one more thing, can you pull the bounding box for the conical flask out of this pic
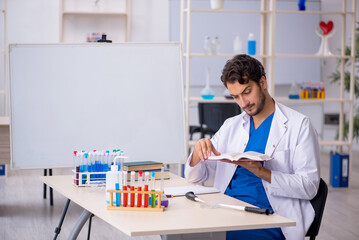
[201,67,215,100]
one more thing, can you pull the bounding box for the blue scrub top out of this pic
[225,112,285,240]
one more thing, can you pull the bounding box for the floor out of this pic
[1,151,359,240]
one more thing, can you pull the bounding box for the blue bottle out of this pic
[248,33,256,56]
[298,0,306,11]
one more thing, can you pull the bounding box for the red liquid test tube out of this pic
[144,185,149,208]
[130,186,135,207]
[137,186,142,207]
[123,186,128,207]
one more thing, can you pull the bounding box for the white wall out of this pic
[6,0,169,44]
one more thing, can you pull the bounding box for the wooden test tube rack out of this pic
[107,189,165,212]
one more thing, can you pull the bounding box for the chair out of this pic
[306,178,328,240]
[189,103,241,140]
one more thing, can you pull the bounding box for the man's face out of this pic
[227,79,266,116]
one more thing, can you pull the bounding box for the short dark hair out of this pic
[221,54,266,87]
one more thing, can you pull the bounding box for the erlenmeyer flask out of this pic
[201,67,215,100]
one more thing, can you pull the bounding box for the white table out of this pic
[40,173,295,239]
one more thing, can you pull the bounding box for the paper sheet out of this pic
[164,185,219,197]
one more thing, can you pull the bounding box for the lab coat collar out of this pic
[241,113,251,135]
[265,101,288,157]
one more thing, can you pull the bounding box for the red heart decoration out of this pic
[319,21,333,35]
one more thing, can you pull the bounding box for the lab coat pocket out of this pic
[270,149,291,173]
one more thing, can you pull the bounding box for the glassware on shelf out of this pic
[233,35,242,54]
[247,33,256,55]
[201,67,215,100]
[298,81,325,99]
[288,81,300,99]
[298,0,306,11]
[210,0,224,10]
[204,36,212,55]
[211,36,221,55]
[93,0,101,10]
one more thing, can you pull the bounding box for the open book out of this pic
[207,151,273,162]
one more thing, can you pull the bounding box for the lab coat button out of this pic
[272,145,275,148]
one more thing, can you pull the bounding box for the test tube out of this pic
[88,152,93,173]
[144,171,150,208]
[137,171,143,207]
[100,150,106,180]
[105,150,111,171]
[123,171,128,207]
[115,171,121,207]
[73,151,79,185]
[83,152,89,184]
[130,171,135,207]
[119,150,125,174]
[151,171,156,208]
[95,151,101,180]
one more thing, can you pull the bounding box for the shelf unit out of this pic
[180,0,356,158]
[59,0,130,43]
[0,0,8,125]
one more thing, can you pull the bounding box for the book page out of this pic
[207,151,272,161]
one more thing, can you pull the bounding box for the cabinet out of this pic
[181,0,356,158]
[0,0,8,125]
[59,0,130,43]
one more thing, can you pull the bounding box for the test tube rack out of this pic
[107,189,165,212]
[73,170,106,187]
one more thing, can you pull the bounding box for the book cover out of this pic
[207,151,273,161]
[123,161,164,171]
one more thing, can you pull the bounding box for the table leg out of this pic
[53,199,71,240]
[43,169,47,199]
[87,214,95,240]
[68,209,93,240]
[49,169,53,206]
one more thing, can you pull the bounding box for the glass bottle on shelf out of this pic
[248,33,256,55]
[211,36,221,55]
[201,67,215,100]
[204,36,212,55]
[233,35,242,54]
[93,0,101,10]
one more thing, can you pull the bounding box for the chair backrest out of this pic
[198,103,241,132]
[306,178,328,240]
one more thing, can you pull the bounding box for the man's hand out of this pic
[221,160,272,183]
[190,138,221,167]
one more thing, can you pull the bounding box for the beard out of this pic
[244,90,266,116]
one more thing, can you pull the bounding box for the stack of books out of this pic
[123,161,170,180]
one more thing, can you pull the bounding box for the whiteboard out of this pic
[9,43,186,169]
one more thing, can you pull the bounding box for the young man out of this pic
[185,54,320,240]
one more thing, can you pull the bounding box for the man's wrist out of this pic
[189,154,200,167]
[258,166,271,183]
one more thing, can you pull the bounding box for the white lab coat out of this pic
[185,102,320,240]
